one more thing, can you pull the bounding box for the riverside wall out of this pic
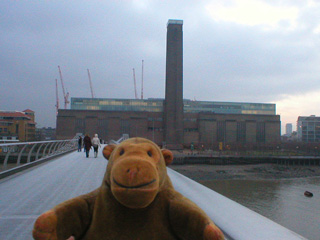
[172,155,320,166]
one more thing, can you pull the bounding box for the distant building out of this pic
[297,115,320,142]
[281,131,298,142]
[36,127,56,141]
[56,19,281,148]
[0,109,36,142]
[285,123,293,136]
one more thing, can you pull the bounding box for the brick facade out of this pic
[56,110,280,148]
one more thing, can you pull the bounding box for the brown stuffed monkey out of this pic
[33,137,224,240]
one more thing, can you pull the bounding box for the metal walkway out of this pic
[0,150,107,239]
[0,148,306,240]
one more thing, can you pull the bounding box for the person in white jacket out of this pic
[91,134,101,158]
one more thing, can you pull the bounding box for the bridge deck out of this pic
[0,149,306,240]
[0,150,107,239]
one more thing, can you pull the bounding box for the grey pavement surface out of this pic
[0,149,108,240]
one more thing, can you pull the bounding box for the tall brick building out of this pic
[56,20,281,149]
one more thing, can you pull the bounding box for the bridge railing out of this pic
[169,169,307,240]
[0,139,77,176]
[108,134,129,145]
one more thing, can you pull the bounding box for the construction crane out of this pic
[132,68,138,99]
[87,69,95,98]
[55,79,59,116]
[58,65,70,109]
[141,60,144,99]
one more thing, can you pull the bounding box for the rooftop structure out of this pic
[71,97,276,115]
[167,19,183,25]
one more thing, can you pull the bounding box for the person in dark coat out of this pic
[78,136,83,152]
[83,134,92,158]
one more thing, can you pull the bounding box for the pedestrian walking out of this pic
[78,136,83,152]
[83,134,92,158]
[92,133,101,158]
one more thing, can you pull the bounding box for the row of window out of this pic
[71,98,275,115]
[301,138,320,143]
[0,122,12,126]
[75,119,267,142]
[147,127,163,132]
[0,136,17,140]
[0,128,8,133]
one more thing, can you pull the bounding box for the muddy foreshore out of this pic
[169,163,320,181]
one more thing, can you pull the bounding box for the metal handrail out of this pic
[169,169,307,240]
[0,139,77,171]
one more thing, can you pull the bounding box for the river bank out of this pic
[169,163,320,181]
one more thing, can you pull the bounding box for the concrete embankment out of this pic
[171,154,320,166]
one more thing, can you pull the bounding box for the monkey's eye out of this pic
[147,151,152,157]
[119,149,125,156]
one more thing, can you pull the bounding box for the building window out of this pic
[256,122,265,143]
[148,127,163,132]
[183,118,197,122]
[76,119,85,127]
[75,118,85,134]
[99,119,107,127]
[120,120,130,134]
[237,122,246,142]
[98,119,108,135]
[217,121,226,142]
[184,128,198,132]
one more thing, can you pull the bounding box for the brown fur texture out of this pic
[33,137,224,240]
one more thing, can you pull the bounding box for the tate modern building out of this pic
[56,20,280,149]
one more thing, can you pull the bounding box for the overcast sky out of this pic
[1,1,320,133]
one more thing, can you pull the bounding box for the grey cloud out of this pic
[1,1,320,127]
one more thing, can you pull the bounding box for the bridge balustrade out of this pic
[0,139,77,177]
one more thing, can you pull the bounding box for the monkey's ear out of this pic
[103,145,116,160]
[161,149,173,166]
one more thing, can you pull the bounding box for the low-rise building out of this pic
[57,100,280,148]
[0,109,36,142]
[36,127,56,141]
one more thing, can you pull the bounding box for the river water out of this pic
[201,177,320,240]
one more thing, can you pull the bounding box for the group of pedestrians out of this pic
[78,134,101,158]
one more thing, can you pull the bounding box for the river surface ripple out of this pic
[201,177,320,240]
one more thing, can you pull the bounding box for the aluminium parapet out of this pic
[0,139,77,179]
[169,169,307,240]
